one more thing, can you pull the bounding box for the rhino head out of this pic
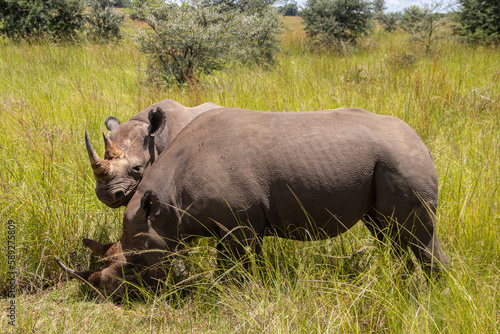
[85,108,166,208]
[55,239,166,298]
[55,240,129,295]
[55,192,173,297]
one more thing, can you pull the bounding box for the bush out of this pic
[0,0,85,41]
[278,0,299,16]
[202,0,276,13]
[453,0,500,44]
[302,0,372,49]
[371,0,399,33]
[130,0,282,86]
[114,0,131,7]
[379,12,400,32]
[86,0,125,42]
[400,2,447,54]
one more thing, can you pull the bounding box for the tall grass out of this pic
[1,16,499,332]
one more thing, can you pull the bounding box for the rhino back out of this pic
[143,108,437,238]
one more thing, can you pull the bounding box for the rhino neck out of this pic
[130,100,220,155]
[156,111,196,151]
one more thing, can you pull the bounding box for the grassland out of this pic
[0,16,499,333]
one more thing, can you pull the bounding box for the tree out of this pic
[202,0,277,13]
[86,0,125,42]
[372,0,398,33]
[130,0,283,86]
[400,2,447,53]
[379,12,400,32]
[114,0,131,7]
[372,0,386,15]
[0,0,85,41]
[278,0,299,16]
[302,0,372,49]
[454,0,500,44]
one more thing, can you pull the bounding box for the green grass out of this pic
[1,17,499,332]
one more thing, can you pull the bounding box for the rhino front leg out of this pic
[216,225,264,273]
[362,209,388,244]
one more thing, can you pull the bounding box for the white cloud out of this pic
[385,0,421,12]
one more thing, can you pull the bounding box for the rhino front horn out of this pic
[102,132,124,160]
[54,256,91,282]
[85,131,110,175]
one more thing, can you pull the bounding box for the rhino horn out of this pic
[85,131,110,175]
[103,132,124,160]
[54,256,92,282]
[82,238,113,256]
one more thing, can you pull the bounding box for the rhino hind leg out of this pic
[363,210,416,274]
[368,201,450,278]
[407,217,451,278]
[368,159,451,278]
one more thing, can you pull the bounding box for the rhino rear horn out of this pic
[85,131,111,175]
[102,132,124,160]
[82,238,113,256]
[54,256,91,282]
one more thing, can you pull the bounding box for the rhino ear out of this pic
[140,190,160,217]
[148,108,166,137]
[82,238,114,256]
[105,116,121,131]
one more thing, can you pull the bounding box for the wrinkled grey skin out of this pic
[86,99,221,208]
[59,108,450,295]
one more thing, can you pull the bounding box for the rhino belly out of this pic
[263,174,374,240]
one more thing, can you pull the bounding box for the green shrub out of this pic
[371,0,386,15]
[277,0,299,16]
[130,0,282,86]
[371,0,399,33]
[203,0,276,13]
[114,0,131,7]
[379,12,400,32]
[0,0,85,41]
[400,2,447,53]
[453,0,500,44]
[302,0,372,50]
[86,0,125,42]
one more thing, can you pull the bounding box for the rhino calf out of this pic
[58,108,450,295]
[86,99,221,208]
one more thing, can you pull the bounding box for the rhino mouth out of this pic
[105,190,135,208]
[97,180,140,208]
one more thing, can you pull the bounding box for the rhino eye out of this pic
[132,165,143,175]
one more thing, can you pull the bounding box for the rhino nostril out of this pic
[115,191,125,200]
